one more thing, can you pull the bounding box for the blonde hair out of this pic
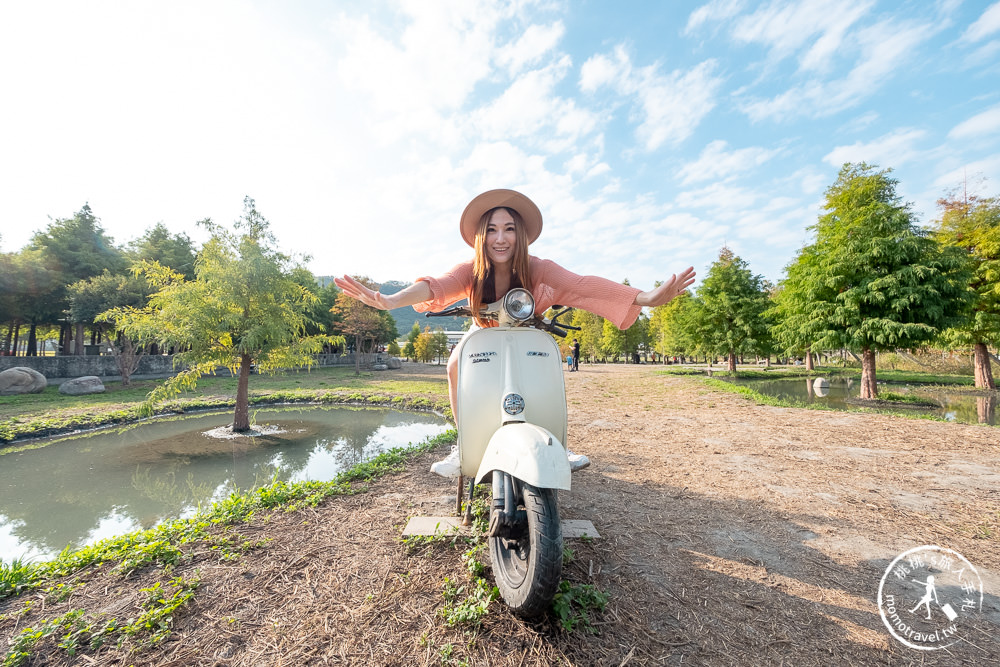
[470,207,533,327]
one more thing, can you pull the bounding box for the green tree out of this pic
[387,339,401,356]
[404,321,421,361]
[414,326,434,363]
[70,271,152,384]
[932,189,1000,389]
[570,309,607,362]
[648,290,697,362]
[431,328,449,364]
[128,222,198,279]
[768,244,832,370]
[691,247,771,372]
[29,204,127,354]
[107,197,338,431]
[2,249,63,356]
[808,163,972,398]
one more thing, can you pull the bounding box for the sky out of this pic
[1,0,999,290]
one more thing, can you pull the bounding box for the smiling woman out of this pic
[334,188,695,477]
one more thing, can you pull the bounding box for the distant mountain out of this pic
[316,277,469,338]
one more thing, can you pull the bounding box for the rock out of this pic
[387,357,402,370]
[59,376,106,395]
[372,364,389,371]
[813,377,830,397]
[0,367,47,395]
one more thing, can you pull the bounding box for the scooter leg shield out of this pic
[474,423,571,491]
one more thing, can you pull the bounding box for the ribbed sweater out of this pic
[413,257,642,330]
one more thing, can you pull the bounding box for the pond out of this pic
[0,406,450,564]
[722,375,997,426]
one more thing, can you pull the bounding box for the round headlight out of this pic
[503,288,535,321]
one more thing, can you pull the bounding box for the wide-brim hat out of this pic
[460,189,543,247]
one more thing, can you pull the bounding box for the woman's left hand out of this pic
[634,266,696,307]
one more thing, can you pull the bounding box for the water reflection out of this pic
[728,376,996,425]
[0,407,449,563]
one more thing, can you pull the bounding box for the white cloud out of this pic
[685,0,746,34]
[579,47,722,150]
[823,128,927,169]
[962,1,1000,42]
[948,103,1000,140]
[739,18,935,121]
[932,155,1000,189]
[731,0,874,73]
[496,21,565,74]
[676,140,781,185]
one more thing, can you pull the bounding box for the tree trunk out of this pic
[977,394,997,425]
[26,324,37,356]
[860,347,878,399]
[11,321,21,356]
[805,350,814,371]
[354,334,362,376]
[74,323,85,355]
[972,342,996,390]
[233,353,253,432]
[2,322,13,355]
[727,350,736,373]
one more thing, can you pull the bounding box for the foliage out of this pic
[551,581,609,633]
[648,291,697,359]
[439,576,498,627]
[570,309,607,361]
[803,163,973,397]
[105,197,339,430]
[28,204,126,285]
[689,247,772,370]
[932,190,1000,388]
[769,243,830,359]
[127,222,198,280]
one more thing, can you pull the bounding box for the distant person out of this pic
[335,189,695,477]
[572,338,580,371]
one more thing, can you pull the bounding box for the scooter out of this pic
[427,288,579,617]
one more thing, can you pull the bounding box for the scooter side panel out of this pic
[456,328,567,478]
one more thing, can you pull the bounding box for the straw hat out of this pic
[459,189,543,247]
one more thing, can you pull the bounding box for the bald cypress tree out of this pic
[809,163,971,398]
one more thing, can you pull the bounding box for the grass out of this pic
[1,428,457,664]
[0,365,450,445]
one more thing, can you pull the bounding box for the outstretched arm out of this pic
[633,267,696,307]
[333,275,433,310]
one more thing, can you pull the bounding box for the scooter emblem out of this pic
[503,393,525,415]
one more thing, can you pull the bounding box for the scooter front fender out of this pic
[474,423,571,491]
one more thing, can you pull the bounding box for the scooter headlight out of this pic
[503,288,535,321]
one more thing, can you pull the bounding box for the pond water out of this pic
[0,406,450,564]
[723,375,997,426]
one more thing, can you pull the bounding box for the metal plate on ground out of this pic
[402,516,599,538]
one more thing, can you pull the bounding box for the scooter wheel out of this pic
[489,482,562,617]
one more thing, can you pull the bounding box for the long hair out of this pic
[469,207,533,327]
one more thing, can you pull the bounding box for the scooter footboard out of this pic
[474,423,571,490]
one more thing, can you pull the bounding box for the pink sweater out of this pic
[413,257,642,330]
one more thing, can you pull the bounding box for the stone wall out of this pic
[0,353,368,382]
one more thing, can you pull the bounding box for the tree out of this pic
[431,328,449,364]
[932,189,1000,389]
[107,197,338,431]
[414,326,434,363]
[648,290,697,362]
[2,250,63,356]
[128,222,198,279]
[29,204,126,354]
[807,163,972,398]
[690,247,771,372]
[769,244,832,370]
[331,276,392,375]
[70,271,152,384]
[404,321,421,361]
[570,309,606,362]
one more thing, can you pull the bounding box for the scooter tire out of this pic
[489,482,563,617]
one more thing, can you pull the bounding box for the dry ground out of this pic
[3,364,998,666]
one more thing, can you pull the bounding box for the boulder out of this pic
[0,367,47,395]
[59,376,106,396]
[387,357,402,370]
[372,363,389,371]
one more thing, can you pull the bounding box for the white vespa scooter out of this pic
[427,288,579,617]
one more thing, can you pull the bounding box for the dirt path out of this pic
[3,365,998,665]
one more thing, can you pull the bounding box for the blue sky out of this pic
[2,0,998,290]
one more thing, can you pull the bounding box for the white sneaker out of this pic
[430,446,461,479]
[567,450,590,472]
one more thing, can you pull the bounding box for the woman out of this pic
[335,189,695,477]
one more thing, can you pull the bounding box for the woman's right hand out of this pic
[333,275,392,310]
